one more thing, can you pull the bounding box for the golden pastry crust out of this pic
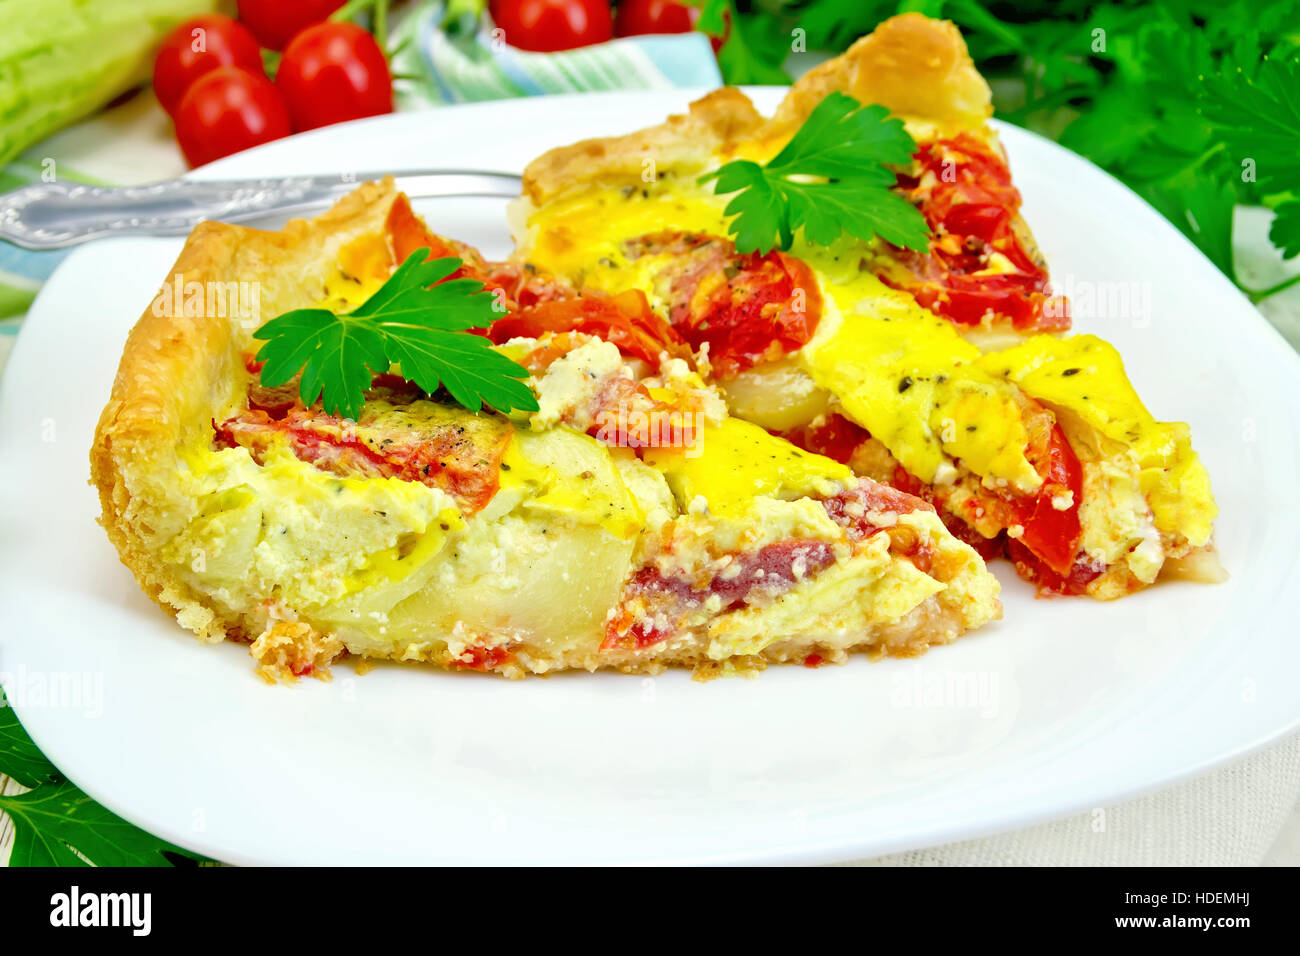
[521,86,766,206]
[768,12,992,137]
[91,178,406,652]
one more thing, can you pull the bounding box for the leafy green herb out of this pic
[1203,56,1300,192]
[255,250,538,421]
[0,691,207,866]
[699,92,930,255]
[1201,51,1300,250]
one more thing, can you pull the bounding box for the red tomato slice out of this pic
[779,412,870,465]
[885,133,1070,332]
[1012,423,1084,577]
[679,251,821,378]
[1008,539,1103,596]
[489,290,690,366]
[385,195,579,315]
[386,194,486,279]
[626,233,823,378]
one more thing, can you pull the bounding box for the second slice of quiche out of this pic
[512,12,1221,600]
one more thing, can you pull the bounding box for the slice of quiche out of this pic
[511,12,1221,600]
[91,178,1000,681]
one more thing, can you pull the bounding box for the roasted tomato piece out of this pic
[488,288,690,365]
[931,420,1083,575]
[216,387,513,515]
[623,231,823,378]
[884,133,1069,332]
[1008,540,1103,597]
[482,261,574,310]
[385,193,505,292]
[387,195,577,316]
[450,643,515,671]
[1011,421,1084,577]
[780,412,870,465]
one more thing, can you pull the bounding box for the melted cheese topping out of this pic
[802,292,1041,492]
[523,180,730,285]
[642,417,851,518]
[500,428,646,540]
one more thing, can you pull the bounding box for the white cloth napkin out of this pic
[849,730,1300,866]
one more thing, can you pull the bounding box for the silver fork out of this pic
[0,170,523,250]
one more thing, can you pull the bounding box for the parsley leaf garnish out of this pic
[0,690,208,866]
[254,250,539,421]
[699,92,930,255]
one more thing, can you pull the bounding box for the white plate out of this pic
[2,91,1298,866]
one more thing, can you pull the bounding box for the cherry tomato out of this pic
[614,0,697,36]
[152,15,263,116]
[174,67,291,167]
[489,0,614,53]
[235,0,345,50]
[276,22,393,132]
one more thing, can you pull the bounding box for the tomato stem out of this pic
[260,47,281,80]
[331,0,379,27]
[331,0,391,52]
[374,0,389,49]
[388,31,414,59]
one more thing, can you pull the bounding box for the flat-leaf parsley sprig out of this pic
[254,249,538,421]
[699,91,931,256]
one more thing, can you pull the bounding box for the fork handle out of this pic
[0,170,523,250]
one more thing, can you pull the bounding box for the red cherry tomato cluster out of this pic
[489,0,699,52]
[155,1,710,167]
[154,2,392,167]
